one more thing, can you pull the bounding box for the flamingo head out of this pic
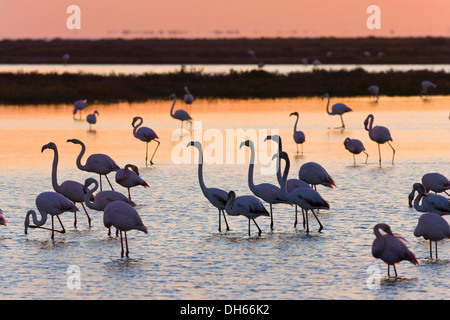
[67,138,82,145]
[83,178,98,193]
[94,110,99,116]
[264,134,280,143]
[412,183,426,195]
[187,141,202,149]
[132,116,141,127]
[363,114,373,131]
[24,210,34,234]
[168,93,176,100]
[408,189,415,207]
[343,137,351,147]
[41,142,57,153]
[322,93,329,100]
[375,223,393,236]
[227,191,236,201]
[239,140,252,149]
[289,112,299,117]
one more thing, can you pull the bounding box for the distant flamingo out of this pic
[169,93,192,130]
[188,141,230,232]
[184,86,194,113]
[42,142,92,227]
[343,138,368,165]
[322,93,353,129]
[86,110,99,130]
[247,50,265,68]
[67,138,120,191]
[414,212,450,259]
[103,201,148,258]
[115,164,150,201]
[364,114,395,166]
[24,192,78,239]
[408,183,450,216]
[371,223,418,278]
[289,112,306,154]
[298,162,336,190]
[73,99,88,120]
[278,152,329,232]
[225,191,269,236]
[367,85,379,102]
[0,209,7,226]
[132,116,160,166]
[241,140,288,230]
[421,172,450,196]
[420,80,436,100]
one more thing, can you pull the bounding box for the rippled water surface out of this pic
[0,95,448,300]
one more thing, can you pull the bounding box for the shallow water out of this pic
[0,95,449,300]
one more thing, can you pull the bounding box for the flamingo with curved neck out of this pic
[408,183,450,216]
[169,93,192,130]
[322,93,352,129]
[364,114,395,166]
[289,112,306,154]
[132,116,160,166]
[115,164,149,201]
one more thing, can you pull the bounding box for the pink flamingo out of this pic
[67,138,119,191]
[420,80,436,100]
[408,183,450,216]
[372,223,418,278]
[103,201,148,258]
[289,112,306,154]
[184,86,194,113]
[169,93,192,130]
[421,173,450,197]
[24,192,78,239]
[132,116,160,166]
[322,93,353,129]
[364,114,395,166]
[241,140,289,230]
[115,164,149,201]
[343,138,369,165]
[86,110,99,130]
[367,85,379,102]
[73,99,88,120]
[42,142,92,227]
[0,209,7,226]
[298,162,336,190]
[414,212,450,259]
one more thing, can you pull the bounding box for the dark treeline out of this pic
[0,69,448,104]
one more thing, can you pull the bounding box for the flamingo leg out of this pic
[222,210,230,231]
[149,139,160,165]
[353,154,356,165]
[339,115,345,129]
[311,209,323,232]
[145,141,149,166]
[218,208,222,232]
[119,230,124,257]
[270,204,274,230]
[80,202,91,227]
[294,205,298,228]
[302,208,306,228]
[99,174,103,191]
[377,143,382,166]
[252,218,262,236]
[296,144,299,153]
[124,231,129,257]
[104,174,115,191]
[429,240,433,259]
[363,151,369,164]
[127,188,131,201]
[387,141,395,165]
[72,202,78,228]
[435,241,438,259]
[305,210,310,233]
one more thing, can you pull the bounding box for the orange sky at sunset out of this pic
[0,0,448,39]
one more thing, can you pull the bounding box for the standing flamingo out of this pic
[367,85,379,102]
[187,141,230,232]
[298,162,336,190]
[184,86,194,113]
[103,201,148,258]
[225,191,269,236]
[0,209,7,226]
[169,93,192,130]
[322,93,352,129]
[73,99,88,120]
[408,183,450,216]
[420,80,436,100]
[421,173,450,196]
[364,114,395,166]
[132,116,160,166]
[67,138,120,191]
[278,152,328,232]
[86,110,99,130]
[289,112,306,154]
[371,223,418,278]
[115,164,149,201]
[414,212,450,259]
[343,138,369,165]
[240,140,288,230]
[24,192,78,239]
[42,142,92,227]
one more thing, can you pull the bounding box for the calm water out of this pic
[0,95,449,300]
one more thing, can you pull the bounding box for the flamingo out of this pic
[364,114,395,166]
[240,140,288,230]
[322,93,352,129]
[24,192,78,239]
[225,191,269,236]
[103,201,148,258]
[343,138,368,165]
[132,116,160,166]
[420,80,436,100]
[184,86,194,113]
[247,50,265,68]
[298,162,336,190]
[414,212,450,259]
[289,112,306,154]
[169,93,192,130]
[0,209,7,226]
[115,164,149,201]
[421,173,450,197]
[187,141,230,232]
[67,138,120,191]
[73,99,88,120]
[278,151,328,232]
[367,85,379,102]
[408,183,450,216]
[371,223,418,278]
[86,110,99,130]
[42,142,92,227]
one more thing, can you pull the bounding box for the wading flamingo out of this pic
[367,85,379,102]
[421,173,450,197]
[67,138,120,191]
[225,191,269,236]
[298,162,335,190]
[343,138,368,165]
[420,80,436,100]
[42,142,92,227]
[103,201,148,258]
[289,112,306,154]
[86,110,99,130]
[73,99,88,120]
[169,93,192,130]
[371,223,418,278]
[115,164,149,201]
[132,116,160,166]
[364,114,395,166]
[184,86,194,113]
[24,192,78,239]
[408,183,450,216]
[322,93,352,129]
[188,141,230,232]
[414,212,450,259]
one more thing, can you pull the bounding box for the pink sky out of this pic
[0,0,448,39]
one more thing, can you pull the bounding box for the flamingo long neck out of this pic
[195,145,208,196]
[133,118,143,137]
[274,137,283,186]
[170,96,177,117]
[50,147,61,192]
[75,142,88,171]
[325,95,332,115]
[25,210,47,230]
[84,181,99,210]
[366,115,374,132]
[247,143,256,191]
[413,188,425,211]
[280,155,290,197]
[225,193,236,213]
[293,114,299,134]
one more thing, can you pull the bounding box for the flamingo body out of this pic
[298,162,335,190]
[409,183,450,216]
[86,110,99,129]
[73,99,88,119]
[289,112,306,153]
[344,138,368,164]
[368,85,379,102]
[322,93,352,129]
[421,173,450,195]
[83,178,135,212]
[169,93,192,130]
[115,164,149,201]
[414,212,450,259]
[364,114,395,166]
[132,116,160,166]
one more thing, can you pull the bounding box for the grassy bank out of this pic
[0,68,448,105]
